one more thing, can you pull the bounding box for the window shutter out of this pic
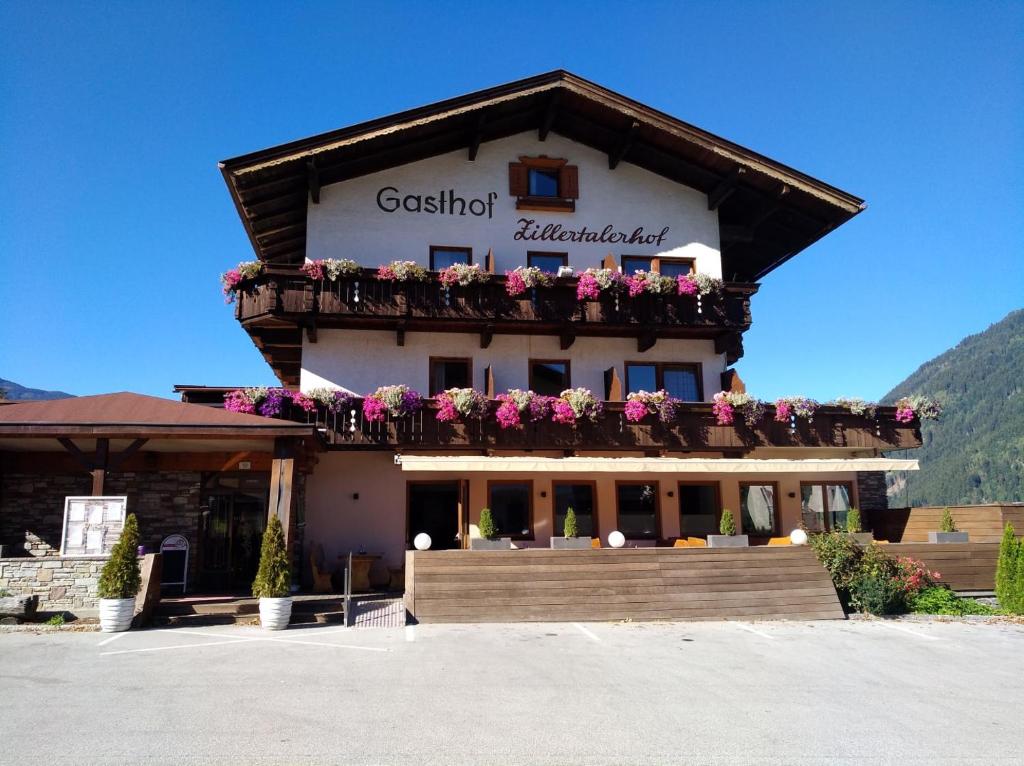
[604,366,622,402]
[559,165,579,199]
[508,163,528,196]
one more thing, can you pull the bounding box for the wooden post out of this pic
[91,438,109,496]
[269,437,298,551]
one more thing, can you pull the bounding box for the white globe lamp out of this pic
[789,528,808,546]
[413,532,432,551]
[608,530,626,549]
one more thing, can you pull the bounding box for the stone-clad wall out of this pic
[856,471,889,513]
[0,556,107,610]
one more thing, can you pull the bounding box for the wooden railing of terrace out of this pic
[870,505,1024,544]
[885,543,1000,592]
[404,546,846,623]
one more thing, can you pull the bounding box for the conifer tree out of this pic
[995,523,1018,612]
[478,508,496,540]
[563,507,579,538]
[97,513,141,599]
[252,515,290,598]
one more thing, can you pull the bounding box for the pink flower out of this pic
[290,392,317,413]
[626,274,646,297]
[774,401,793,422]
[224,390,254,414]
[221,269,243,303]
[551,399,577,425]
[495,397,521,429]
[377,265,397,281]
[362,397,388,423]
[435,394,459,422]
[300,260,325,280]
[713,401,733,425]
[677,275,698,296]
[576,272,600,301]
[506,270,527,297]
[895,406,914,423]
[624,398,649,423]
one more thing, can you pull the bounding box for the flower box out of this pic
[550,537,593,550]
[847,533,875,546]
[470,537,512,550]
[707,534,749,548]
[928,531,969,544]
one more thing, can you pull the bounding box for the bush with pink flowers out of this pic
[435,388,488,422]
[362,385,423,422]
[624,390,681,424]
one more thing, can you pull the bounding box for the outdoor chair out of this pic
[672,538,690,548]
[766,537,792,546]
[686,537,707,547]
[309,543,334,594]
[591,538,601,548]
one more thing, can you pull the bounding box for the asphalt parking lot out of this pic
[1,618,1022,765]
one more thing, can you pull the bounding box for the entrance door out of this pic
[199,475,269,592]
[408,482,461,550]
[678,482,720,538]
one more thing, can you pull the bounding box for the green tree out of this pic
[563,507,579,538]
[97,514,141,599]
[252,515,290,598]
[940,508,957,533]
[719,509,736,536]
[478,508,496,540]
[846,508,862,534]
[995,523,1018,611]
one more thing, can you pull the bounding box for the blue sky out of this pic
[1,2,1021,401]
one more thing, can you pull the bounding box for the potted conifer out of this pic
[252,515,292,630]
[97,513,141,633]
[707,509,749,548]
[929,507,969,543]
[470,508,512,550]
[551,507,592,549]
[845,508,874,546]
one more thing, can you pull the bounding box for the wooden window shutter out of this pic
[604,366,622,402]
[508,163,528,196]
[559,165,579,199]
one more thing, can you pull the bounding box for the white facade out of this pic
[306,131,721,276]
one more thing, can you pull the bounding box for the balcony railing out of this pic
[234,268,756,345]
[272,399,921,453]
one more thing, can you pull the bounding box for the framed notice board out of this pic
[60,496,128,557]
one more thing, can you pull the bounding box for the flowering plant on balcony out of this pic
[494,389,553,429]
[774,397,819,424]
[624,390,681,424]
[223,386,317,418]
[377,260,429,282]
[435,388,489,422]
[894,394,942,423]
[625,270,676,297]
[308,386,356,414]
[552,388,603,425]
[677,273,724,297]
[438,263,491,288]
[830,397,878,418]
[506,266,554,297]
[362,385,423,422]
[576,268,624,300]
[301,258,361,281]
[711,391,766,426]
[220,260,264,303]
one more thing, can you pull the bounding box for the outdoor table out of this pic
[341,553,381,592]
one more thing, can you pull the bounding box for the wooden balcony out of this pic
[275,400,921,454]
[235,268,757,364]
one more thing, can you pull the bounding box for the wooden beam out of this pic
[480,324,494,349]
[484,248,495,274]
[269,437,298,552]
[608,121,639,170]
[306,160,320,204]
[707,166,746,210]
[91,438,109,496]
[56,438,94,473]
[396,321,406,347]
[107,439,148,472]
[748,184,790,231]
[637,331,657,353]
[484,365,495,399]
[305,322,318,344]
[538,93,559,141]
[468,113,486,161]
[604,366,622,402]
[602,252,617,270]
[560,327,576,350]
[720,225,755,243]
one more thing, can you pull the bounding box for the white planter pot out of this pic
[98,597,136,633]
[259,597,293,630]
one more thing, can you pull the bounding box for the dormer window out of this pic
[509,156,578,213]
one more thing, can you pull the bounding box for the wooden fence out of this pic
[404,546,845,623]
[886,543,1000,592]
[871,505,1024,544]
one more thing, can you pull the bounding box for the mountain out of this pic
[882,309,1024,506]
[0,378,75,401]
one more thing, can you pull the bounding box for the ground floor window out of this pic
[800,482,853,532]
[553,482,596,538]
[487,481,533,539]
[678,482,719,537]
[740,482,778,537]
[616,482,659,540]
[408,482,461,550]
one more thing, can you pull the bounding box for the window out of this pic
[553,483,597,538]
[529,359,570,396]
[509,156,579,212]
[616,482,660,540]
[625,362,702,401]
[429,246,471,271]
[527,251,568,273]
[429,358,472,396]
[621,256,653,274]
[740,483,778,537]
[800,482,853,533]
[621,256,694,277]
[678,483,720,537]
[488,481,533,540]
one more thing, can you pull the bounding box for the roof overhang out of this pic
[220,70,864,282]
[399,456,918,473]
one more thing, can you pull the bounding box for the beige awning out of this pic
[399,456,918,473]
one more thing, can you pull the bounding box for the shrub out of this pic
[939,507,957,533]
[808,531,862,598]
[563,507,579,538]
[1012,542,1024,616]
[478,508,496,540]
[46,614,66,626]
[851,572,907,615]
[846,507,862,534]
[97,514,141,600]
[910,586,998,616]
[252,515,290,599]
[995,523,1019,612]
[719,509,736,536]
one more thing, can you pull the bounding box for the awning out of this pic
[399,456,919,474]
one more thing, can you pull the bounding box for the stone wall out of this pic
[857,471,889,513]
[0,556,106,610]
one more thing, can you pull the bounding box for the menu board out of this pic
[60,496,128,556]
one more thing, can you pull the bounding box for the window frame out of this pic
[615,480,661,541]
[510,156,577,213]
[526,251,568,272]
[428,357,473,396]
[624,361,704,401]
[528,358,571,396]
[486,479,535,541]
[799,481,855,532]
[621,255,695,276]
[738,481,780,538]
[429,245,473,271]
[552,480,599,539]
[677,481,721,539]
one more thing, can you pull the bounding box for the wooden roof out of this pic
[220,70,864,282]
[0,392,315,439]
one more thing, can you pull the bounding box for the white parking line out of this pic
[573,623,601,642]
[102,639,255,656]
[878,622,941,641]
[405,625,416,642]
[97,632,128,647]
[735,623,775,640]
[259,636,389,652]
